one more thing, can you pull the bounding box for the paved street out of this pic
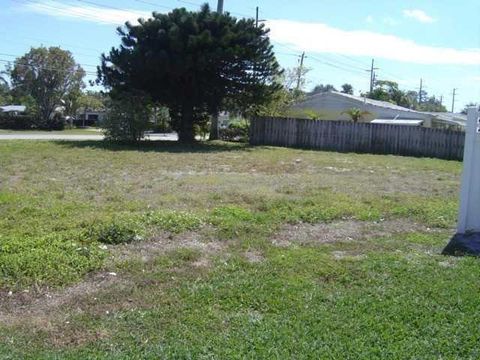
[0,133,179,141]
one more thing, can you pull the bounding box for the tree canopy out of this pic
[98,5,281,142]
[365,80,446,112]
[9,47,85,128]
[309,84,337,95]
[340,83,353,95]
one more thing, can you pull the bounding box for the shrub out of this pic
[103,92,152,142]
[0,115,35,130]
[150,106,172,133]
[36,113,65,130]
[219,121,249,142]
[89,217,145,245]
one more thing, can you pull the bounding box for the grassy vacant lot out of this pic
[0,128,101,135]
[0,140,477,358]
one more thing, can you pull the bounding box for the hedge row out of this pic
[0,115,35,130]
[0,115,64,130]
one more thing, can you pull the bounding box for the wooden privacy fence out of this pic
[250,117,465,160]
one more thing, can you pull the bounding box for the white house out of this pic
[0,105,26,115]
[291,91,466,130]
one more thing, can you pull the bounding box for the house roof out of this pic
[298,92,467,128]
[371,119,424,126]
[424,112,467,127]
[0,105,26,113]
[305,91,423,115]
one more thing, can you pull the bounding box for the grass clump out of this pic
[143,210,203,233]
[0,231,104,288]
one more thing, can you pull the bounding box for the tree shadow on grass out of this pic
[56,140,254,154]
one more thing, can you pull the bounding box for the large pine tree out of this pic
[98,5,281,142]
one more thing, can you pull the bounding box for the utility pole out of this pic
[209,0,224,141]
[440,95,443,105]
[418,78,423,103]
[451,88,458,113]
[365,59,379,94]
[217,0,223,13]
[296,52,305,91]
[256,6,259,27]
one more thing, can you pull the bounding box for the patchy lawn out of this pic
[0,128,102,135]
[1,140,477,359]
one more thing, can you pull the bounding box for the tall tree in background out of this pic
[367,80,446,112]
[9,47,85,128]
[310,84,337,95]
[99,5,281,142]
[340,83,354,95]
[0,71,11,105]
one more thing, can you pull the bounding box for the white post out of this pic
[443,106,480,255]
[457,107,480,233]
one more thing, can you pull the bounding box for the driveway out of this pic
[0,133,179,141]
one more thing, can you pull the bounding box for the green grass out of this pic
[0,140,475,359]
[0,128,101,135]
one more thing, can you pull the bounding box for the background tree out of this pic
[366,80,446,112]
[283,66,310,91]
[98,5,281,142]
[64,90,106,118]
[9,47,85,129]
[0,72,11,105]
[309,84,337,95]
[103,91,152,142]
[461,103,478,114]
[416,95,447,112]
[341,83,354,95]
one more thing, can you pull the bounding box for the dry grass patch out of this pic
[271,219,439,247]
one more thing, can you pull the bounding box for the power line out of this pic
[0,52,98,69]
[0,59,98,76]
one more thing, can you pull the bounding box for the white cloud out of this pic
[21,0,151,25]
[267,19,480,65]
[403,9,435,23]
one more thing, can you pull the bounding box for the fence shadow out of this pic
[57,140,252,154]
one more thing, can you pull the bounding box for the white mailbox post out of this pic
[443,107,480,255]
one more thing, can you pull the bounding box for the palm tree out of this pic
[341,108,371,123]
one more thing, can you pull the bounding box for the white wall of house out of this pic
[291,92,429,122]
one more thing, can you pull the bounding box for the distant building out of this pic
[291,91,465,130]
[0,105,26,116]
[75,110,106,127]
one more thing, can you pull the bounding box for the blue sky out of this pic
[1,0,479,111]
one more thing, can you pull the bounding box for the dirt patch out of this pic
[0,230,227,340]
[108,229,225,265]
[244,250,265,263]
[271,219,432,247]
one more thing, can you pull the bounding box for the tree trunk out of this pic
[178,105,195,143]
[209,113,219,140]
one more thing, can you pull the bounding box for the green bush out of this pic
[103,93,152,142]
[150,106,172,133]
[219,121,249,142]
[36,113,65,130]
[0,115,35,130]
[89,217,145,245]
